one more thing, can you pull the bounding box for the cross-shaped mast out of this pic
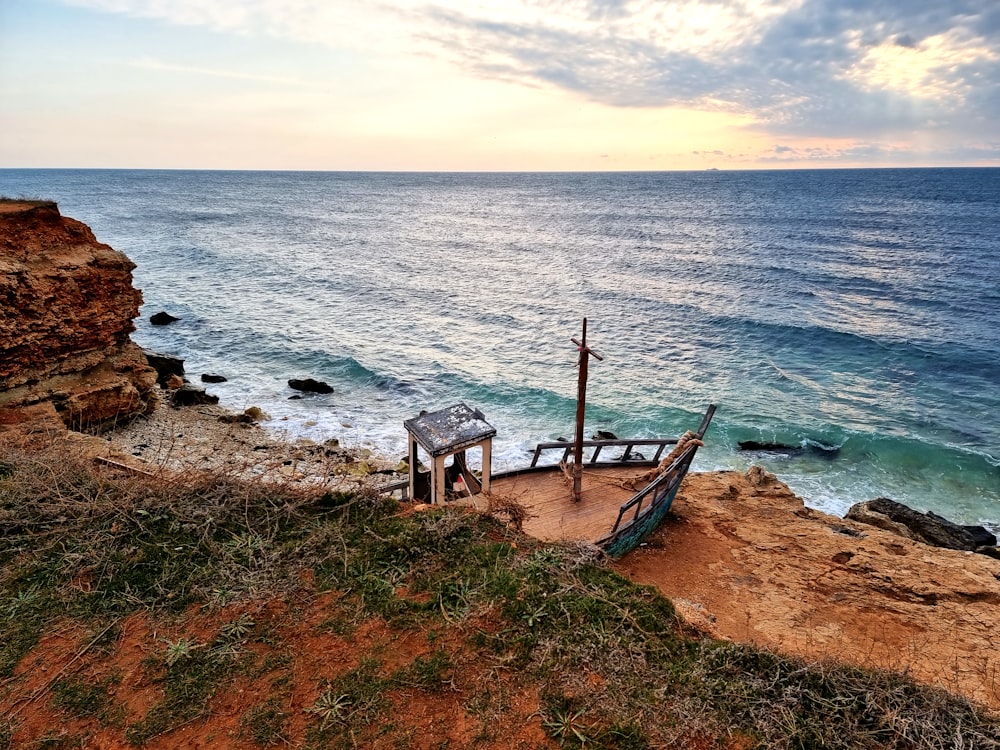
[570,317,603,502]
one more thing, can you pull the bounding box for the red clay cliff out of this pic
[0,200,157,429]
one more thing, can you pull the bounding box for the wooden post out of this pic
[481,440,492,494]
[570,318,602,502]
[408,434,418,502]
[433,455,446,505]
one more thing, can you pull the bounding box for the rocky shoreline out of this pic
[93,394,403,494]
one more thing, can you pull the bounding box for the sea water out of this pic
[2,168,998,528]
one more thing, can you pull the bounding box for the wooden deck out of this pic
[483,465,648,543]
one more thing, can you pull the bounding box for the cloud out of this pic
[411,0,1000,139]
[128,58,306,86]
[750,137,1000,165]
[60,0,1000,145]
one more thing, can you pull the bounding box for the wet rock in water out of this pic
[963,525,998,548]
[201,373,227,383]
[593,430,618,440]
[739,440,802,453]
[845,497,978,552]
[288,378,333,394]
[288,394,303,400]
[244,406,268,421]
[739,440,840,459]
[171,384,219,406]
[150,311,180,326]
[141,349,185,386]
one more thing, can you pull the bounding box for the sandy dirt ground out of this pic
[615,468,1000,709]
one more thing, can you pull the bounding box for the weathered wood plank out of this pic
[488,466,641,543]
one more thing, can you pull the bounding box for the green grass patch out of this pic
[393,648,453,692]
[0,585,58,677]
[304,659,391,748]
[124,629,248,745]
[238,698,289,747]
[51,674,122,726]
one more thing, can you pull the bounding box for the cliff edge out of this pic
[617,467,1000,709]
[0,200,157,430]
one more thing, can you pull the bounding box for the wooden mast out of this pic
[570,318,602,502]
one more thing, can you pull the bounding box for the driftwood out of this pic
[558,460,575,487]
[483,491,535,532]
[620,431,703,490]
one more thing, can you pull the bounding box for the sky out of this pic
[1,0,999,171]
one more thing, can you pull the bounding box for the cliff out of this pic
[617,467,1000,709]
[0,200,157,430]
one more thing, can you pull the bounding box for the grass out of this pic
[238,699,288,746]
[0,196,57,209]
[303,658,394,748]
[51,673,122,725]
[1,436,999,748]
[123,626,249,745]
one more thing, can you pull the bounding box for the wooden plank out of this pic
[488,466,640,543]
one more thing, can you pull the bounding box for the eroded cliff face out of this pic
[0,200,157,429]
[617,468,1000,709]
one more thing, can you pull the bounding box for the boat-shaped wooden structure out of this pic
[387,404,716,557]
[489,404,715,556]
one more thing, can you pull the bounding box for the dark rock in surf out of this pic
[739,440,840,459]
[201,373,227,383]
[170,384,219,407]
[142,349,185,386]
[739,441,803,453]
[845,497,978,551]
[592,430,618,440]
[963,525,998,548]
[288,378,333,394]
[150,311,180,326]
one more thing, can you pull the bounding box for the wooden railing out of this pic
[606,443,697,534]
[528,437,680,467]
[381,405,718,524]
[603,404,717,540]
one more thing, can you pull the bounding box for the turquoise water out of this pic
[1,168,998,527]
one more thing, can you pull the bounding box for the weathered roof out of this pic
[404,403,496,456]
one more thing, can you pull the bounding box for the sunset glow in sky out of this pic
[2,0,999,170]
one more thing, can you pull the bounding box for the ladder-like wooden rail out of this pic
[597,404,716,557]
[529,437,680,467]
[606,443,698,535]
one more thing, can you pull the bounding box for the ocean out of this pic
[2,168,998,529]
